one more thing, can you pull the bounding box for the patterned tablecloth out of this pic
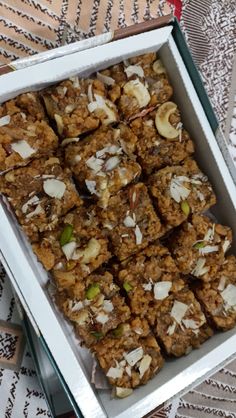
[0,1,236,417]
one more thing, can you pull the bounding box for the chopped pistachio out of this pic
[60,224,74,246]
[86,283,100,300]
[193,241,205,249]
[113,324,124,337]
[181,200,190,216]
[90,331,103,339]
[66,260,76,270]
[123,282,133,292]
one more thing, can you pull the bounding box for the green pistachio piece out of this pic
[181,200,190,216]
[66,260,76,270]
[86,283,100,300]
[123,282,133,292]
[193,241,205,249]
[60,224,74,246]
[112,324,124,337]
[90,331,103,339]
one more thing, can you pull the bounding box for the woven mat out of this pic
[0,265,51,417]
[0,1,236,417]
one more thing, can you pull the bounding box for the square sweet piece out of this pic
[98,53,173,120]
[57,271,130,347]
[154,288,213,357]
[98,183,163,260]
[42,77,118,138]
[65,124,141,208]
[168,214,232,281]
[0,157,82,242]
[194,255,236,331]
[130,106,194,174]
[148,159,216,228]
[33,206,111,289]
[92,317,164,392]
[117,244,185,326]
[0,93,58,171]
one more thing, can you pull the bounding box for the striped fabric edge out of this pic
[169,358,236,418]
[225,53,236,140]
[147,354,236,418]
[0,0,174,64]
[180,0,212,66]
[144,403,170,418]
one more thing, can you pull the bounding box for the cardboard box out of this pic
[1,17,236,418]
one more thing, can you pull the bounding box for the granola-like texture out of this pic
[0,92,46,122]
[57,271,130,347]
[148,159,216,227]
[169,214,232,281]
[42,77,118,138]
[98,183,163,260]
[130,110,194,174]
[32,206,111,288]
[154,288,213,357]
[0,93,58,171]
[97,63,126,103]
[92,317,164,389]
[0,50,234,396]
[117,244,185,326]
[0,157,82,241]
[65,124,141,208]
[194,255,236,331]
[98,53,173,120]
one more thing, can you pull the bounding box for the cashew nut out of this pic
[152,59,166,75]
[123,79,151,108]
[73,238,101,264]
[115,387,133,398]
[74,310,89,325]
[45,157,60,166]
[155,102,179,139]
[5,171,15,182]
[88,95,117,125]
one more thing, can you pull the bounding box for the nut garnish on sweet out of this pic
[155,102,180,139]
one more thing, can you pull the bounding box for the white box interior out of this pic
[1,26,236,418]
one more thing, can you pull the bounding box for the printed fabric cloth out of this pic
[0,1,236,417]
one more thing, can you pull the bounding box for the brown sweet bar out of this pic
[0,157,82,242]
[168,214,232,281]
[92,317,164,391]
[130,107,194,174]
[0,92,58,171]
[65,124,141,208]
[148,158,216,228]
[98,53,173,120]
[42,77,119,138]
[33,206,111,290]
[98,183,163,260]
[57,270,130,347]
[194,255,236,331]
[117,243,185,326]
[154,288,213,357]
